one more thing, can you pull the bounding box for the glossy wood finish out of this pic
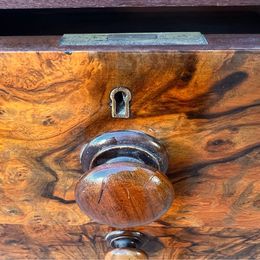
[76,162,174,228]
[0,48,259,258]
[0,224,259,259]
[0,50,259,229]
[76,130,173,228]
[80,130,168,173]
[105,248,148,260]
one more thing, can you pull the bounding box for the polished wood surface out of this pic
[0,50,259,228]
[77,130,173,228]
[0,224,259,259]
[105,248,148,260]
[0,49,259,258]
[76,162,174,228]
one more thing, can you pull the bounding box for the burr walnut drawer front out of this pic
[0,34,259,259]
[1,45,259,225]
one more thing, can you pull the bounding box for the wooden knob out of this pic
[105,231,148,260]
[75,162,173,228]
[76,130,174,228]
[105,248,148,260]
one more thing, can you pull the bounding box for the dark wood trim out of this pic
[0,0,259,9]
[0,34,259,51]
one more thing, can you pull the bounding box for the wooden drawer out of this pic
[0,4,259,259]
[0,34,259,259]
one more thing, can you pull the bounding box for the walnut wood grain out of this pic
[0,224,259,259]
[0,50,259,232]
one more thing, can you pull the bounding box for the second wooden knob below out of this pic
[105,248,148,260]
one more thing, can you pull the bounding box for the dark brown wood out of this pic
[76,162,174,228]
[80,130,168,173]
[0,0,259,9]
[0,35,258,51]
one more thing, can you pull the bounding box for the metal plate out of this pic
[60,32,208,46]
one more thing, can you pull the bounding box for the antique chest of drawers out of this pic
[0,1,259,259]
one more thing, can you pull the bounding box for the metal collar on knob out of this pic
[80,130,168,173]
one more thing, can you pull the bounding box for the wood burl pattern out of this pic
[0,50,259,258]
[0,224,259,259]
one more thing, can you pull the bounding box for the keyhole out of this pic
[114,91,125,116]
[110,87,131,118]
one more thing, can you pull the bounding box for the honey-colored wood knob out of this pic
[105,230,149,260]
[75,162,174,228]
[105,248,148,260]
[76,130,174,228]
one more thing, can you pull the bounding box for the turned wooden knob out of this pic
[105,231,148,260]
[105,248,148,260]
[75,130,174,228]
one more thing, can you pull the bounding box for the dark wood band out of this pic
[0,0,259,9]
